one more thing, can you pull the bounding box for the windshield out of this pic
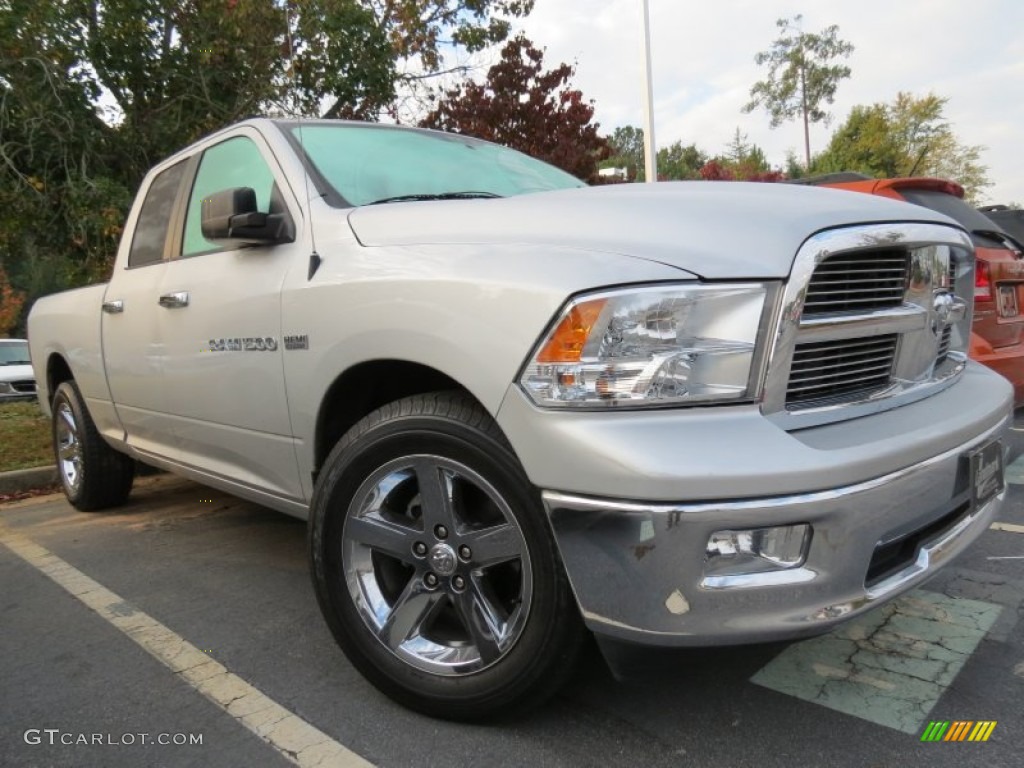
[280,123,585,207]
[0,341,30,365]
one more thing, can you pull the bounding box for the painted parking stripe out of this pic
[751,590,1001,734]
[0,523,373,768]
[1006,455,1024,485]
[990,522,1024,534]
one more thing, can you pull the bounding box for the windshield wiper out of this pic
[0,360,31,366]
[367,191,502,205]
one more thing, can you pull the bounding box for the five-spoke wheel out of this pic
[343,455,532,676]
[309,392,583,720]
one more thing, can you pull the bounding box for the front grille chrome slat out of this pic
[789,359,895,380]
[802,249,910,315]
[786,334,898,406]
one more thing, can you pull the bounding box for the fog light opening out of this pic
[705,524,811,578]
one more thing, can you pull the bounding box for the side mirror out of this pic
[200,187,294,246]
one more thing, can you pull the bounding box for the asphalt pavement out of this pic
[1,419,1022,768]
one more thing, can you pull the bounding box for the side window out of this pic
[128,161,187,268]
[182,137,277,257]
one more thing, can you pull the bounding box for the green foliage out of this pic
[420,35,610,181]
[744,14,854,168]
[697,128,782,182]
[0,263,26,336]
[657,141,707,181]
[364,0,533,72]
[604,125,645,180]
[0,0,529,332]
[602,128,706,182]
[812,92,990,201]
[784,150,806,180]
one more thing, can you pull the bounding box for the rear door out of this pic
[102,158,190,457]
[156,128,305,501]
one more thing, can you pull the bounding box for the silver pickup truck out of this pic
[28,119,1011,720]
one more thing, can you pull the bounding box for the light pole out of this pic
[641,0,657,182]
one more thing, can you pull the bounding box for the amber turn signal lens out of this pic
[535,299,606,363]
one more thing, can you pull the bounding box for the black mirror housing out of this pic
[201,187,294,246]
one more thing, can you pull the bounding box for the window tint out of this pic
[182,137,277,257]
[899,189,1008,238]
[129,161,187,268]
[283,124,584,207]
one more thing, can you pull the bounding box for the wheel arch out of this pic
[314,359,492,479]
[46,352,74,406]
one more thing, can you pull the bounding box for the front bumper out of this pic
[542,416,1007,646]
[501,365,1014,647]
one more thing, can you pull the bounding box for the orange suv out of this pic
[798,174,1024,405]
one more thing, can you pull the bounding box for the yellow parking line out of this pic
[0,523,373,768]
[990,522,1024,534]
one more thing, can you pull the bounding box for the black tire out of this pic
[51,380,135,511]
[309,391,584,720]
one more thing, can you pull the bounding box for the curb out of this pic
[0,465,59,495]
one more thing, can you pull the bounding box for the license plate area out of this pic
[997,284,1019,318]
[970,439,1004,508]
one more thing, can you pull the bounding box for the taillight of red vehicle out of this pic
[975,260,992,302]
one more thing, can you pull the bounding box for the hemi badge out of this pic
[284,334,309,350]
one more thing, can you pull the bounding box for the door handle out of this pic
[102,300,124,314]
[158,291,190,309]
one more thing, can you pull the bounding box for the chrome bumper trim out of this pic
[541,415,1009,647]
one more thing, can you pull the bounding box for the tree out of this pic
[0,0,532,331]
[604,125,645,180]
[812,92,990,201]
[656,141,706,180]
[420,35,610,181]
[365,0,533,74]
[0,263,25,337]
[697,128,782,182]
[743,15,854,169]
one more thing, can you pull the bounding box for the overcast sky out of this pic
[510,0,1023,204]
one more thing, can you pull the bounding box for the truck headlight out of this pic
[520,283,770,408]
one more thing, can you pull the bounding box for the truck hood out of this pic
[347,182,957,279]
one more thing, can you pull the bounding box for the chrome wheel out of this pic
[55,401,82,493]
[343,454,532,676]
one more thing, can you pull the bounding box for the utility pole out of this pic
[641,0,657,182]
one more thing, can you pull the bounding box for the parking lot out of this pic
[2,420,1023,768]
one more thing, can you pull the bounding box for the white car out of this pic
[0,338,36,402]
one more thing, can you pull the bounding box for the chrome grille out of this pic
[802,249,909,315]
[936,327,952,364]
[765,223,972,429]
[787,335,898,406]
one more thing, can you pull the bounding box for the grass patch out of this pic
[0,400,52,472]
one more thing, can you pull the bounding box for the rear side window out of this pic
[898,189,1010,248]
[128,161,187,268]
[982,208,1024,247]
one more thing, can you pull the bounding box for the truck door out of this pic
[156,131,303,501]
[101,158,189,458]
